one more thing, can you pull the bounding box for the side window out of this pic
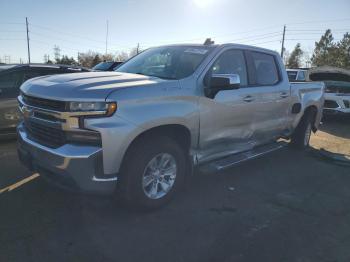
[23,70,42,82]
[211,50,248,86]
[0,73,17,90]
[0,72,22,97]
[251,52,279,85]
[297,71,305,81]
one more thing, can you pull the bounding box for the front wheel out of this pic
[290,112,314,149]
[119,136,186,210]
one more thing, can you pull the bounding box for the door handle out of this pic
[280,92,289,98]
[243,95,254,102]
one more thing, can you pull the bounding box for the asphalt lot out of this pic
[1,120,350,262]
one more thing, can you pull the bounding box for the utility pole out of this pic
[105,20,109,55]
[26,17,31,64]
[136,43,140,54]
[280,25,286,59]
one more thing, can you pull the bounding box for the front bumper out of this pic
[323,94,350,115]
[17,123,118,195]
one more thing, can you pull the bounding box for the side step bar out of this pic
[199,141,288,173]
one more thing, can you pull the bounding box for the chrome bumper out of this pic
[17,123,118,195]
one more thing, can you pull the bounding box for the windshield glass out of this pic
[93,62,114,71]
[116,46,213,80]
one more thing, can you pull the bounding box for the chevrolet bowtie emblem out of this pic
[22,106,33,118]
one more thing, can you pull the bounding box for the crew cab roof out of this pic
[152,43,280,56]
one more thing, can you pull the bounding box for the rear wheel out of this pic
[290,112,314,149]
[119,136,186,210]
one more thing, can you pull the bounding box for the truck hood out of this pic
[20,72,175,101]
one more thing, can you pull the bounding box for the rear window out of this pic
[251,52,279,85]
[287,71,298,81]
[93,62,114,71]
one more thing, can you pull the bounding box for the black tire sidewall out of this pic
[291,112,313,149]
[120,136,186,209]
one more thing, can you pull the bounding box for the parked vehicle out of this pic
[308,66,350,116]
[0,64,90,138]
[286,69,308,82]
[17,44,325,209]
[92,61,123,71]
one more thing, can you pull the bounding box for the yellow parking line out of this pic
[0,173,40,194]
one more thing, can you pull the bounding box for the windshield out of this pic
[116,46,213,80]
[93,62,114,71]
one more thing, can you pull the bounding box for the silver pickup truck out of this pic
[17,44,324,209]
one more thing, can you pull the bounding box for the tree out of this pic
[311,29,337,67]
[311,30,350,69]
[92,54,102,67]
[287,43,303,68]
[78,51,102,68]
[115,51,129,62]
[129,44,143,58]
[43,54,53,64]
[56,55,77,65]
[337,32,350,69]
[282,48,290,65]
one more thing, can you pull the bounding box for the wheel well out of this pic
[122,124,191,164]
[304,105,318,131]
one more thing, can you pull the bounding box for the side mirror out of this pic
[204,73,240,98]
[211,74,240,89]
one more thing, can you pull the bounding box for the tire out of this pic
[118,136,186,210]
[290,112,314,149]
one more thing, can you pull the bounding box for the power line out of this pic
[0,22,24,25]
[285,38,342,41]
[287,29,350,32]
[29,23,106,44]
[31,39,82,53]
[0,30,26,33]
[286,18,350,26]
[0,38,26,40]
[29,31,106,51]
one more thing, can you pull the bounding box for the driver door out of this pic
[198,49,257,163]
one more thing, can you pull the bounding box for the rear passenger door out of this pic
[245,51,290,144]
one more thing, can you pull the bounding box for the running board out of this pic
[199,141,287,173]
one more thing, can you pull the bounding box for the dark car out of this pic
[92,61,123,71]
[0,64,90,138]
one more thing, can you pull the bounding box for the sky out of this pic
[0,0,350,64]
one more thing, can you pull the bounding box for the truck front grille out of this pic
[22,94,67,111]
[24,120,66,148]
[324,100,339,109]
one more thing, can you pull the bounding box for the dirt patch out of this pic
[310,118,350,156]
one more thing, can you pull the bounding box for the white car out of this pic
[308,66,350,116]
[286,69,308,82]
[323,81,350,116]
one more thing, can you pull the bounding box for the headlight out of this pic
[69,101,117,116]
